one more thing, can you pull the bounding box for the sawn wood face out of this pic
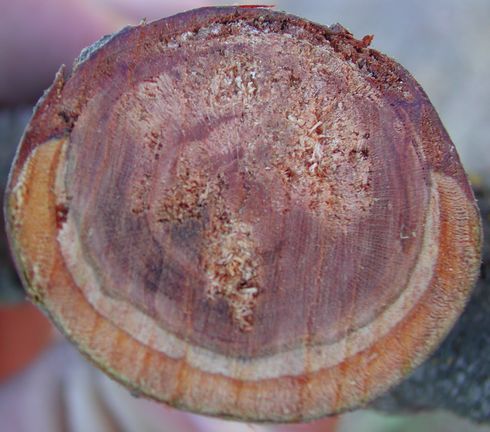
[4,6,482,422]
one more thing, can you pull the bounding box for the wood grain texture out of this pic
[4,6,481,422]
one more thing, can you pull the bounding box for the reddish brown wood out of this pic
[4,6,481,422]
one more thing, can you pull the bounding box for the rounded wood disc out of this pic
[5,6,482,422]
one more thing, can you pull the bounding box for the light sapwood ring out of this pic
[4,6,482,422]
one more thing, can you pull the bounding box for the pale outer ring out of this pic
[7,118,481,422]
[56,135,441,381]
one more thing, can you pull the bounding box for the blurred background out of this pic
[0,1,489,431]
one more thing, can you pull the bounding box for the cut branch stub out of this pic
[4,6,482,422]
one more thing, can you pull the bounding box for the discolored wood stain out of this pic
[4,6,481,422]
